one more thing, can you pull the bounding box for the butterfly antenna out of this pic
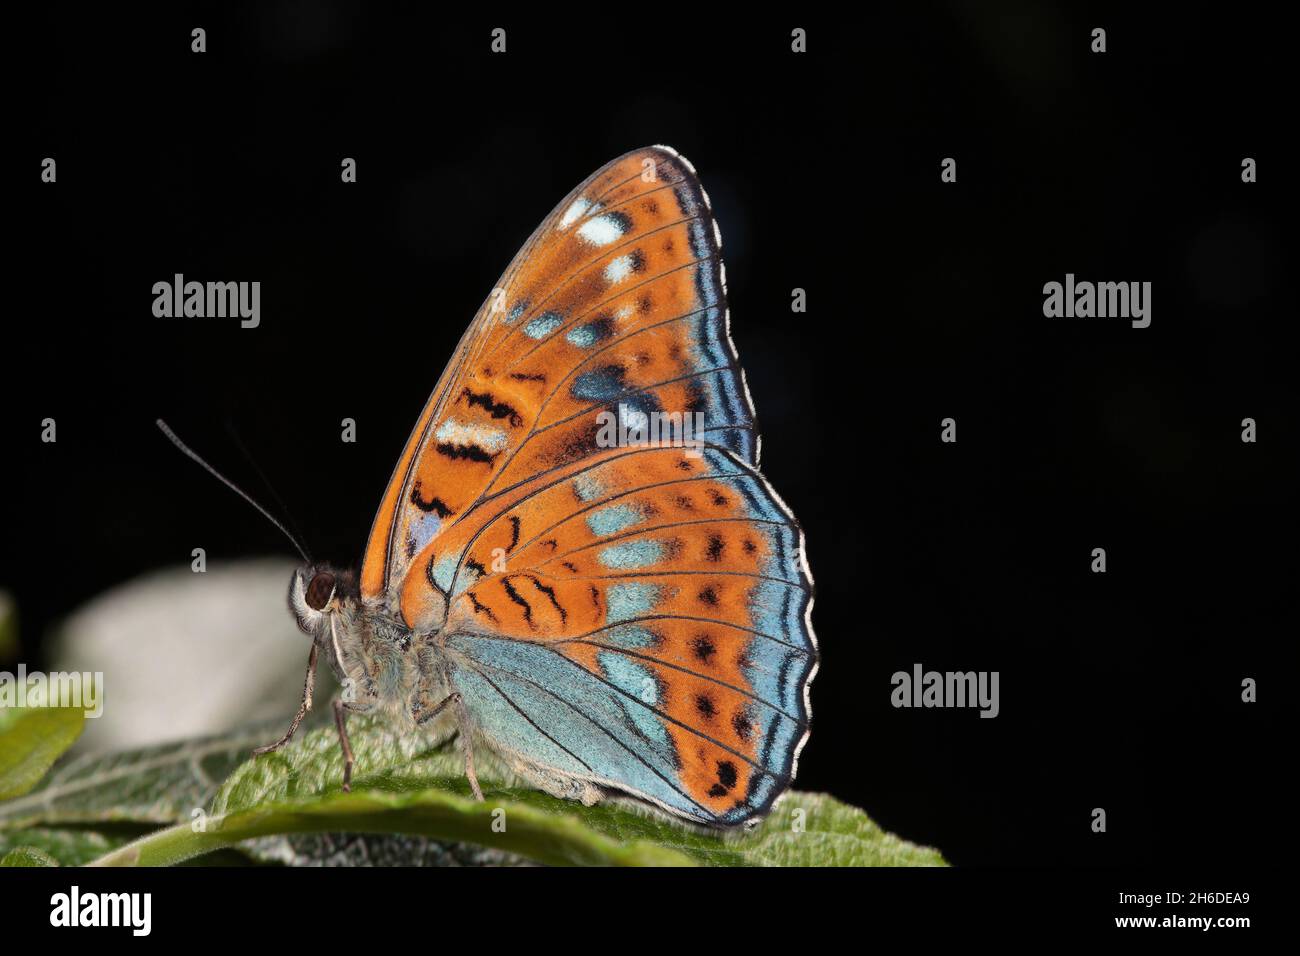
[222,417,312,563]
[155,419,313,564]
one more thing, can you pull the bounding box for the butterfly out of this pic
[264,146,816,828]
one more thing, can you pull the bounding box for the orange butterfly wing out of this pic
[360,147,813,826]
[424,444,814,824]
[362,145,756,608]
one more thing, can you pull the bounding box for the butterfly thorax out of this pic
[289,564,454,725]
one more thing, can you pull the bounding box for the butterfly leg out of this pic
[252,643,318,757]
[458,699,484,802]
[333,697,355,792]
[411,690,462,727]
[409,689,483,800]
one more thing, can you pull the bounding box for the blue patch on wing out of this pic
[598,624,659,649]
[405,512,442,564]
[605,582,661,623]
[524,311,563,339]
[586,503,644,537]
[598,539,663,569]
[447,636,722,823]
[447,629,805,828]
[572,366,630,402]
[745,579,812,655]
[596,651,668,747]
[430,553,459,592]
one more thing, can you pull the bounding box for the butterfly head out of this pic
[288,563,356,638]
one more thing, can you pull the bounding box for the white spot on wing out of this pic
[558,198,590,229]
[435,418,508,452]
[604,255,635,284]
[577,214,626,246]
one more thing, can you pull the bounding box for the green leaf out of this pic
[0,720,273,829]
[1,845,60,867]
[0,827,144,866]
[39,715,945,867]
[0,718,526,866]
[0,698,87,800]
[0,709,943,867]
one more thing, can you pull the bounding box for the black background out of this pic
[7,3,1290,869]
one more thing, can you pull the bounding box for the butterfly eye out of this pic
[305,571,336,611]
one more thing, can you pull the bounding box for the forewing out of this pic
[360,146,758,610]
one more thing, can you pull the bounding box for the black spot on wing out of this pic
[732,711,754,742]
[461,387,523,428]
[411,480,454,517]
[436,442,498,464]
[466,591,498,624]
[501,577,535,628]
[523,575,567,623]
[691,634,716,664]
[707,759,738,797]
